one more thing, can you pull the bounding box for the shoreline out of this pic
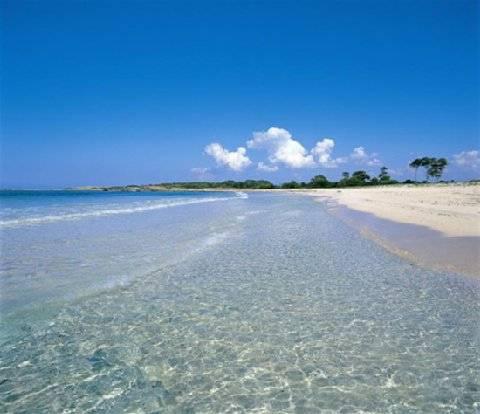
[328,203,480,279]
[6,185,479,277]
[301,184,480,278]
[300,183,480,238]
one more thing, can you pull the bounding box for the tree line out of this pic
[280,166,396,189]
[99,180,277,191]
[281,156,449,189]
[96,156,449,191]
[157,180,276,189]
[118,168,397,190]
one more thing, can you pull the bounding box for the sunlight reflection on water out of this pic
[1,194,479,413]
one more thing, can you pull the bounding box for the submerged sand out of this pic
[305,183,480,238]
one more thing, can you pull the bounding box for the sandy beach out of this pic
[302,183,480,277]
[304,183,480,238]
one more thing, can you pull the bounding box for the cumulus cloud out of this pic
[453,150,480,170]
[247,127,315,168]
[203,127,384,173]
[257,162,279,172]
[350,146,381,166]
[204,143,251,171]
[311,138,347,168]
[350,146,367,160]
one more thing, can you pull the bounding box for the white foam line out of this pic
[0,193,247,228]
[235,191,249,199]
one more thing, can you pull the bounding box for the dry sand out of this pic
[304,183,480,238]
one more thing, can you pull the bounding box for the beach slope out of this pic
[306,184,480,237]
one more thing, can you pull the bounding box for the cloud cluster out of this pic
[201,128,479,181]
[247,127,315,168]
[453,150,480,170]
[204,143,251,171]
[311,138,347,168]
[203,127,382,172]
[350,146,381,166]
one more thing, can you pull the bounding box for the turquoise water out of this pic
[0,191,479,412]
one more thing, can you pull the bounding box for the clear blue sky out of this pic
[1,0,478,187]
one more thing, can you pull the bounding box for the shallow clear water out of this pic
[0,190,244,328]
[0,192,479,413]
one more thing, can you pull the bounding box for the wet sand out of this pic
[305,184,480,237]
[306,185,480,278]
[328,203,480,278]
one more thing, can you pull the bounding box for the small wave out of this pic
[0,194,245,228]
[235,191,249,199]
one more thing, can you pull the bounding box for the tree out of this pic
[378,166,391,183]
[409,158,422,182]
[281,181,301,189]
[409,157,448,182]
[420,157,434,181]
[351,170,370,184]
[427,158,448,182]
[338,172,350,187]
[437,157,448,171]
[310,174,329,188]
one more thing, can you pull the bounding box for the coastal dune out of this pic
[306,184,480,238]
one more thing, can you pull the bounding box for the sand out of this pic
[304,183,480,238]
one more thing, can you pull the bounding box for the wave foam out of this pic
[0,193,246,228]
[234,191,249,199]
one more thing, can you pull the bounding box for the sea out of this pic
[0,190,478,412]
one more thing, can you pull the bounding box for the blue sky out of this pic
[1,0,478,187]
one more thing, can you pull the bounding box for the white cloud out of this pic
[204,143,251,171]
[367,159,382,167]
[350,146,381,166]
[257,162,279,172]
[350,146,367,160]
[191,167,209,174]
[453,150,480,170]
[247,127,315,168]
[191,167,213,179]
[311,138,347,168]
[203,127,386,173]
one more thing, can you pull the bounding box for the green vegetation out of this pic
[280,166,399,189]
[90,167,399,192]
[309,174,329,188]
[280,181,301,189]
[378,166,391,183]
[84,161,453,192]
[278,167,398,189]
[409,157,448,182]
[162,180,276,189]
[91,180,276,192]
[427,158,448,181]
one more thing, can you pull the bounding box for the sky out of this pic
[1,0,478,188]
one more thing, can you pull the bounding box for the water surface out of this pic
[0,191,478,412]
